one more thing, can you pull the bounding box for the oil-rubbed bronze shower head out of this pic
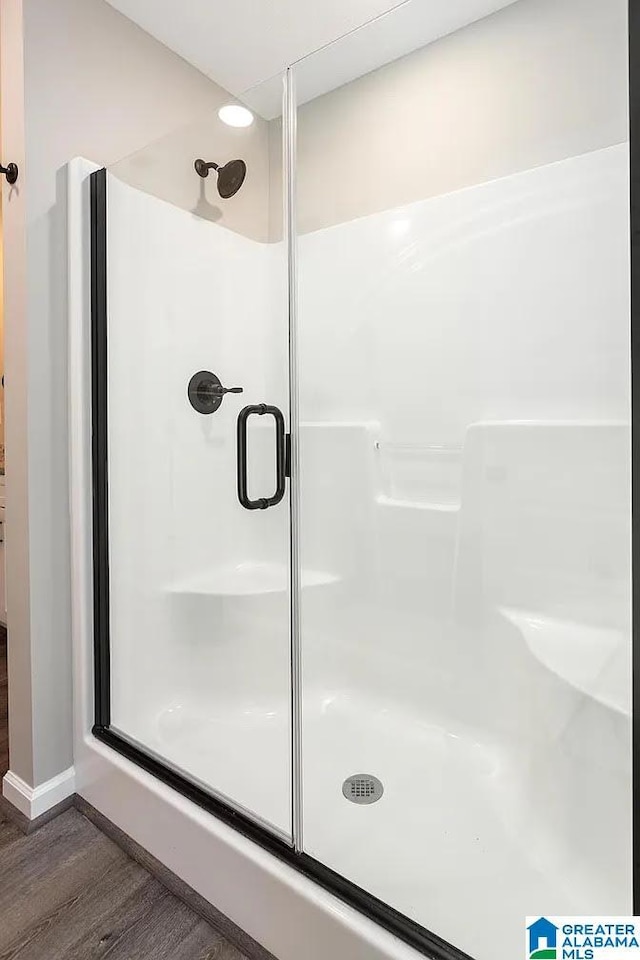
[0,162,18,185]
[194,158,247,198]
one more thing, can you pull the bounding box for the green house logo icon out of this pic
[528,918,558,959]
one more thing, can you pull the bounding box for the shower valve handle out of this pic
[187,371,243,414]
[214,385,243,396]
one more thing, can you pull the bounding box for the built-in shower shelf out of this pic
[376,495,460,513]
[171,561,339,598]
[500,607,630,716]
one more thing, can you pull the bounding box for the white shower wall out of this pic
[298,143,629,431]
[107,139,629,616]
[297,142,630,678]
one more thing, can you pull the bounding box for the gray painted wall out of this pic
[1,0,32,786]
[293,0,628,233]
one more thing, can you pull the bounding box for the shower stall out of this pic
[69,0,632,958]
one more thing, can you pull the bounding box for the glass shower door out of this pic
[91,13,632,955]
[293,0,631,957]
[97,90,292,839]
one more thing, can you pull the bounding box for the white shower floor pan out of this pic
[301,692,616,960]
[112,688,614,960]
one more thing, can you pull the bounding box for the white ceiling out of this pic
[105,0,521,100]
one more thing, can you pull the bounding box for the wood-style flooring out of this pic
[0,809,250,960]
[0,805,250,960]
[0,629,253,960]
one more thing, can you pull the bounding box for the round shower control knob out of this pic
[187,371,243,414]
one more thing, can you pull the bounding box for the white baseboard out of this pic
[2,766,76,820]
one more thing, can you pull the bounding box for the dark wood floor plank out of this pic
[90,888,233,960]
[0,811,127,949]
[0,856,151,960]
[0,808,117,882]
[3,847,236,960]
[0,813,21,852]
[0,806,250,960]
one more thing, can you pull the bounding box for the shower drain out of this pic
[342,774,384,805]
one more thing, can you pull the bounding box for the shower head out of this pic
[194,158,247,198]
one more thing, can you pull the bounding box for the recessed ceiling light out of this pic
[218,104,254,128]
